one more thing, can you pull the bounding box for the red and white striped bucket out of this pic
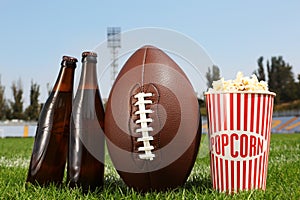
[205,92,275,193]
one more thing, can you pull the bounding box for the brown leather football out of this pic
[104,45,201,192]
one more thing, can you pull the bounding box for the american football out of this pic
[104,45,201,192]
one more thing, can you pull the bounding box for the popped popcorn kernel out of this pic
[208,72,269,93]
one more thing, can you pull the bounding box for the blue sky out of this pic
[0,1,299,105]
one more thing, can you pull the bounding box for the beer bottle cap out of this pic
[82,51,97,58]
[82,51,97,63]
[62,56,78,63]
[61,56,78,68]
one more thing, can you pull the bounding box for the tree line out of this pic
[0,78,45,121]
[0,55,299,121]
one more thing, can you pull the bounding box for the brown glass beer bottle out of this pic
[67,51,105,192]
[26,56,77,185]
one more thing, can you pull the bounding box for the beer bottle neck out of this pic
[52,62,76,92]
[78,57,98,89]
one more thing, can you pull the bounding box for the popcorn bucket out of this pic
[205,92,275,193]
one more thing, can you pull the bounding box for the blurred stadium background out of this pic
[1,113,300,138]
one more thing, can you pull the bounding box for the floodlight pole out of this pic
[107,27,121,86]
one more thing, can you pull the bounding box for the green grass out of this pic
[0,134,300,199]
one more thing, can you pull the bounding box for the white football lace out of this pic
[134,92,155,160]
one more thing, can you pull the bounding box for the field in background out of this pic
[0,134,300,199]
[2,116,300,138]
